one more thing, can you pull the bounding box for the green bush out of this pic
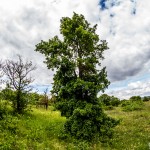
[130,96,141,101]
[99,94,111,106]
[122,100,144,111]
[99,94,120,107]
[121,99,130,107]
[111,97,120,107]
[0,114,27,150]
[0,100,8,120]
[64,102,119,142]
[143,96,150,102]
[1,88,16,102]
[0,115,19,133]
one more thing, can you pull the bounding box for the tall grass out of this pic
[106,101,150,150]
[0,106,66,150]
[0,101,150,149]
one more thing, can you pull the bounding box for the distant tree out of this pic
[36,88,49,110]
[0,60,4,86]
[122,96,144,111]
[99,94,111,106]
[35,13,119,142]
[99,94,120,108]
[43,88,49,110]
[143,96,150,102]
[28,92,40,105]
[130,96,141,102]
[2,55,36,113]
[49,94,56,105]
[110,96,120,106]
[121,99,130,107]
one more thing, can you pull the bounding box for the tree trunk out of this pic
[16,90,22,113]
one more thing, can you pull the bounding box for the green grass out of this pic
[106,101,150,150]
[0,102,150,150]
[0,106,66,150]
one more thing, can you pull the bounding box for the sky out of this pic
[0,0,150,99]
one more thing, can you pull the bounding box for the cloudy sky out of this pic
[0,0,150,99]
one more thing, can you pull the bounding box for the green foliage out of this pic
[99,94,120,108]
[3,90,30,114]
[120,99,130,107]
[130,95,142,101]
[64,103,119,142]
[0,107,66,150]
[1,86,16,101]
[99,94,111,106]
[0,86,29,113]
[143,96,150,102]
[35,12,118,142]
[121,98,144,111]
[15,92,30,113]
[27,92,40,105]
[107,101,150,150]
[0,115,19,134]
[0,100,8,120]
[111,96,120,106]
[69,141,92,150]
[0,102,150,149]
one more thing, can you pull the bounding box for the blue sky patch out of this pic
[99,0,107,10]
[130,0,137,15]
[110,0,121,7]
[131,8,136,15]
[99,0,121,10]
[110,13,115,18]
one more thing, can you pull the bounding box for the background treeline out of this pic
[0,87,52,118]
[98,94,150,111]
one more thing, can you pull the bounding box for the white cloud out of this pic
[0,0,150,98]
[107,79,150,99]
[99,0,150,82]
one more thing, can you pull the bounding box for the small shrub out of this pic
[130,96,141,102]
[99,94,120,108]
[121,100,130,107]
[99,94,111,106]
[0,100,8,120]
[122,100,144,111]
[111,97,120,107]
[0,115,19,134]
[143,96,150,102]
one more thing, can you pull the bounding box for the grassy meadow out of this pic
[0,101,150,150]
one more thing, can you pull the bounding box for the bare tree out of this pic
[36,88,49,110]
[0,60,4,85]
[3,55,36,113]
[43,88,49,110]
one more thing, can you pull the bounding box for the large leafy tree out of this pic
[35,13,118,142]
